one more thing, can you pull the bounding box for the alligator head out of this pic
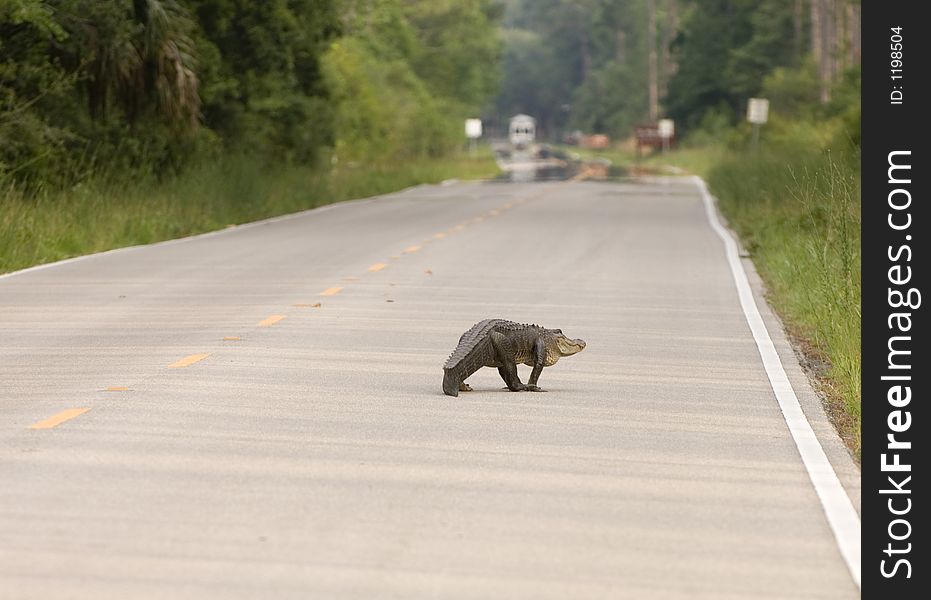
[545,329,586,365]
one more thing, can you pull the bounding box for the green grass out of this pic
[0,149,499,275]
[706,147,861,457]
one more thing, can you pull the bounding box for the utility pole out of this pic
[647,0,659,121]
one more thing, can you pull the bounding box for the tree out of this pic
[665,0,796,131]
[55,0,201,129]
[496,0,652,139]
[187,0,340,162]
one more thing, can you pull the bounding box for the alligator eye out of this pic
[555,329,562,334]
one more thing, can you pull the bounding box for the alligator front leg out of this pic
[526,336,547,391]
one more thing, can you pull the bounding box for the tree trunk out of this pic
[810,0,822,65]
[660,0,678,99]
[793,0,804,62]
[847,2,861,65]
[811,0,831,103]
[579,23,591,83]
[833,0,844,76]
[616,29,626,64]
[647,0,658,120]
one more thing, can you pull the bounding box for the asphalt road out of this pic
[0,176,860,598]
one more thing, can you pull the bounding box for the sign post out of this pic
[658,118,675,154]
[465,118,482,156]
[746,98,769,151]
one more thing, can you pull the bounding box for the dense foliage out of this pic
[1,0,502,190]
[495,0,859,140]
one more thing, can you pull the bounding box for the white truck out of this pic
[508,114,536,150]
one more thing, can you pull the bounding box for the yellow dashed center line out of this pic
[23,194,548,435]
[169,353,210,368]
[258,315,286,327]
[29,408,90,430]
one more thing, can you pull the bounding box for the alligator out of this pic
[442,319,586,397]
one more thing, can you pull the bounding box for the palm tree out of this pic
[61,0,200,131]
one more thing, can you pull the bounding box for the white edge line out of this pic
[694,176,861,589]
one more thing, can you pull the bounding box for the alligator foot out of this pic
[502,385,546,392]
[459,382,473,392]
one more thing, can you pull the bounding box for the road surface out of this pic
[0,176,860,598]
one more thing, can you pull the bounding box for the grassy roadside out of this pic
[706,147,860,457]
[0,150,499,275]
[581,139,861,458]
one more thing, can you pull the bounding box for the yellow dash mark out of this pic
[29,408,90,430]
[169,353,210,368]
[403,245,421,254]
[223,336,241,341]
[488,210,500,216]
[343,276,360,282]
[294,303,322,308]
[451,225,466,232]
[258,315,286,327]
[105,386,129,392]
[369,263,388,272]
[433,232,446,240]
[320,287,343,297]
[502,203,513,209]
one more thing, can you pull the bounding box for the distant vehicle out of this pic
[508,114,536,149]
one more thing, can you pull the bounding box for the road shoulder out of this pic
[698,176,861,515]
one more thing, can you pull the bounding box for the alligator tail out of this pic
[442,369,460,397]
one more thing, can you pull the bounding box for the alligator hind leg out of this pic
[497,367,514,389]
[490,332,542,392]
[497,364,542,392]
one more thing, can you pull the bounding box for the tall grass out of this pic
[707,147,861,455]
[0,151,499,274]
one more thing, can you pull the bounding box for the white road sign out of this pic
[465,118,483,139]
[747,98,769,124]
[658,119,675,139]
